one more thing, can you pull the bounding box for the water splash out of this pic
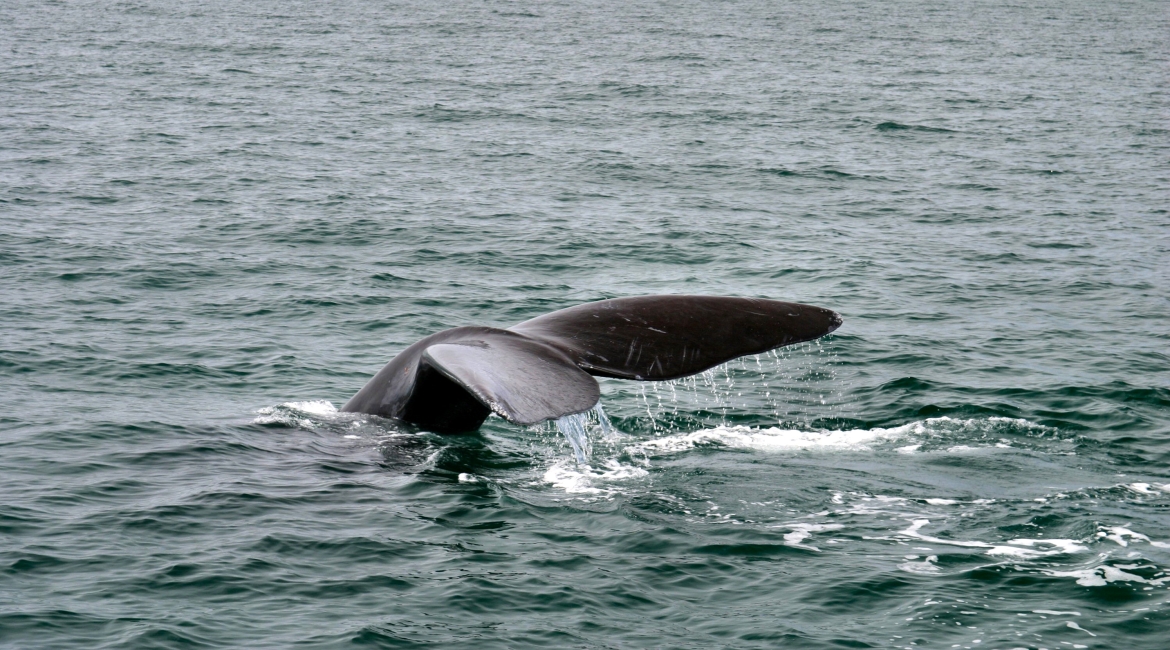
[592,402,618,440]
[554,402,616,464]
[556,412,592,463]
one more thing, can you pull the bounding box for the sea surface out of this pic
[2,0,1169,648]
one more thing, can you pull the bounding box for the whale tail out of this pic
[511,295,842,380]
[343,295,842,432]
[408,333,599,430]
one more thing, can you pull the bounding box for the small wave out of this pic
[875,121,956,133]
[254,400,338,427]
[756,167,801,177]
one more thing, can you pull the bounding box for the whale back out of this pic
[509,295,842,380]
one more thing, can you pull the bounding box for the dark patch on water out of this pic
[875,121,957,133]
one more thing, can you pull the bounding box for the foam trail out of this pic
[632,422,913,455]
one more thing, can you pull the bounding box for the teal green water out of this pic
[3,0,1169,648]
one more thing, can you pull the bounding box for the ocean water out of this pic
[2,0,1169,647]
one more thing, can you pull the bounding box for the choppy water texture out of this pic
[3,0,1169,648]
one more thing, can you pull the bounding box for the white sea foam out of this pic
[254,400,339,426]
[283,400,338,416]
[1098,526,1150,547]
[631,422,913,455]
[775,523,844,551]
[1127,482,1170,495]
[899,554,940,574]
[1045,564,1169,587]
[900,519,1088,558]
[899,519,996,549]
[623,416,1054,458]
[987,538,1088,557]
[543,459,648,495]
[840,494,912,517]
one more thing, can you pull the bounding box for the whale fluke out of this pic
[341,296,841,433]
[510,295,842,380]
[420,334,600,426]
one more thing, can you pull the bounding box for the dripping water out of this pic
[554,402,616,464]
[552,342,842,463]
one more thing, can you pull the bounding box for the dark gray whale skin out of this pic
[341,295,842,433]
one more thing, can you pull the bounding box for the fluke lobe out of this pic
[341,295,842,433]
